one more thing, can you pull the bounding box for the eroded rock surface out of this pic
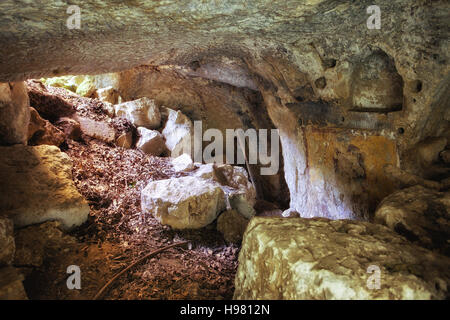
[76,116,115,144]
[192,163,257,218]
[95,86,119,105]
[234,217,450,300]
[0,82,30,145]
[374,185,450,256]
[0,267,28,300]
[0,145,89,229]
[55,117,82,141]
[141,176,225,229]
[115,131,133,149]
[0,216,15,266]
[115,97,161,129]
[136,127,166,156]
[216,165,257,219]
[162,108,193,158]
[217,209,249,243]
[171,153,195,173]
[13,221,76,268]
[28,107,65,147]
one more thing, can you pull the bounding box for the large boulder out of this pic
[374,185,450,256]
[0,82,30,145]
[0,145,90,230]
[234,217,450,300]
[0,216,14,266]
[161,108,193,158]
[136,127,166,156]
[141,176,226,229]
[115,97,161,129]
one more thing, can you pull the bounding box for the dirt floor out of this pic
[22,81,240,300]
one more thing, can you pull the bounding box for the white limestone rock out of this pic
[0,145,90,230]
[171,153,195,172]
[191,163,257,218]
[161,108,193,158]
[95,86,119,105]
[115,97,161,129]
[136,127,166,156]
[141,176,226,229]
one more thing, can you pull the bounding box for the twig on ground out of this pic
[93,240,190,300]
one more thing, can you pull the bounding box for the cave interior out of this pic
[0,0,449,301]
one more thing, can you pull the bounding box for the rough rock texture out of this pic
[0,216,15,266]
[115,97,161,129]
[441,150,450,165]
[384,164,441,191]
[28,107,65,147]
[162,108,194,158]
[191,163,257,218]
[76,116,115,144]
[171,153,195,173]
[215,164,257,219]
[13,221,76,268]
[115,131,133,149]
[374,186,450,256]
[141,176,226,229]
[136,127,166,156]
[0,267,28,300]
[282,208,301,218]
[0,82,30,145]
[0,145,89,229]
[234,217,450,300]
[55,117,82,141]
[76,77,96,97]
[27,107,46,140]
[403,137,448,178]
[217,209,249,243]
[95,86,119,105]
